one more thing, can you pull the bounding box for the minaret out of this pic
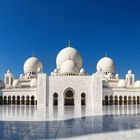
[126,70,135,88]
[4,70,14,89]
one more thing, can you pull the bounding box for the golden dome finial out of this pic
[32,52,35,57]
[105,52,107,57]
[68,40,71,47]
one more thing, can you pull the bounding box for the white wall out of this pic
[48,76,93,107]
[37,73,47,107]
[92,71,103,114]
[34,71,104,116]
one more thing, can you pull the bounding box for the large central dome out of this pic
[60,60,79,74]
[56,42,83,69]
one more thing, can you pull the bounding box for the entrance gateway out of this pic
[64,88,74,106]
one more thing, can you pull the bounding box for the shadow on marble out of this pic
[0,105,140,139]
[0,114,140,139]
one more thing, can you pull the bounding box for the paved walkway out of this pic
[0,105,140,139]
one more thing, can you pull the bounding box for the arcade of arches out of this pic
[2,94,140,106]
[0,95,37,105]
[103,95,140,105]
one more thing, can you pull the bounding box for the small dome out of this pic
[60,60,79,74]
[128,70,132,74]
[56,42,82,68]
[51,72,54,75]
[97,56,116,75]
[51,72,54,76]
[134,81,140,88]
[30,78,37,87]
[80,68,85,73]
[24,56,43,74]
[54,69,58,73]
[117,79,126,88]
[13,79,22,88]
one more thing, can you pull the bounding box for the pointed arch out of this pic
[8,96,11,105]
[4,96,7,105]
[26,96,30,105]
[81,92,86,106]
[21,96,25,105]
[105,95,108,105]
[109,95,113,105]
[31,96,35,105]
[124,96,127,105]
[115,96,118,105]
[0,96,3,105]
[12,96,16,104]
[64,87,75,106]
[53,93,58,106]
[17,96,20,105]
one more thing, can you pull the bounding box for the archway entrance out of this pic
[115,96,118,105]
[31,96,35,105]
[124,96,127,105]
[4,96,7,105]
[17,96,20,105]
[21,96,25,105]
[53,93,58,106]
[26,96,30,105]
[0,96,3,105]
[133,96,136,105]
[105,96,108,105]
[8,96,11,105]
[12,96,15,105]
[64,89,74,106]
[81,93,86,106]
[109,96,113,105]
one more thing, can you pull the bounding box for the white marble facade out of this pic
[0,41,140,113]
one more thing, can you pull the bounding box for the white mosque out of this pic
[0,42,140,113]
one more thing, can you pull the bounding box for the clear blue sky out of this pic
[0,0,140,79]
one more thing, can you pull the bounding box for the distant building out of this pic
[0,42,139,113]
